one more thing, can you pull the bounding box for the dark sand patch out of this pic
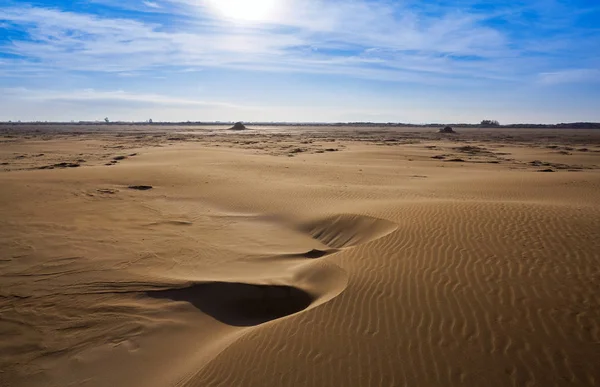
[128,185,153,191]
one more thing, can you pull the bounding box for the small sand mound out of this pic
[439,126,456,134]
[147,282,314,326]
[229,122,247,131]
[301,214,397,249]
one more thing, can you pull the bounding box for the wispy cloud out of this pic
[2,87,247,109]
[539,69,600,85]
[0,1,517,82]
[143,1,162,9]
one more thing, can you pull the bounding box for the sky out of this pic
[1,0,599,123]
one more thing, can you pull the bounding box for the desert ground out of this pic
[0,124,599,387]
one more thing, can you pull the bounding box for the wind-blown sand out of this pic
[1,125,599,386]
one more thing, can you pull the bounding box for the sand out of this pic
[0,125,599,387]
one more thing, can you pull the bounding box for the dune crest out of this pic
[300,214,398,248]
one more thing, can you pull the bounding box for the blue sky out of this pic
[1,0,599,123]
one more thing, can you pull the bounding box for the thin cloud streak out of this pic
[538,69,600,85]
[2,87,252,109]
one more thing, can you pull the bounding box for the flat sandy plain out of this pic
[0,124,599,387]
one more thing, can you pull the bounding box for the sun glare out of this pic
[207,0,278,22]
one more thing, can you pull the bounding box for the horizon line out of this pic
[2,121,600,128]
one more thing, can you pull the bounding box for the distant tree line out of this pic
[480,120,500,127]
[503,122,600,129]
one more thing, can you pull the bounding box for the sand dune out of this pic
[0,125,599,387]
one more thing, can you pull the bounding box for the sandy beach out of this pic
[1,124,599,387]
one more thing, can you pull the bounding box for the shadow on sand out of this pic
[147,282,314,327]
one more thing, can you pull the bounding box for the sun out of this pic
[206,0,278,22]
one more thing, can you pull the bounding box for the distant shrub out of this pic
[438,126,456,133]
[480,120,500,127]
